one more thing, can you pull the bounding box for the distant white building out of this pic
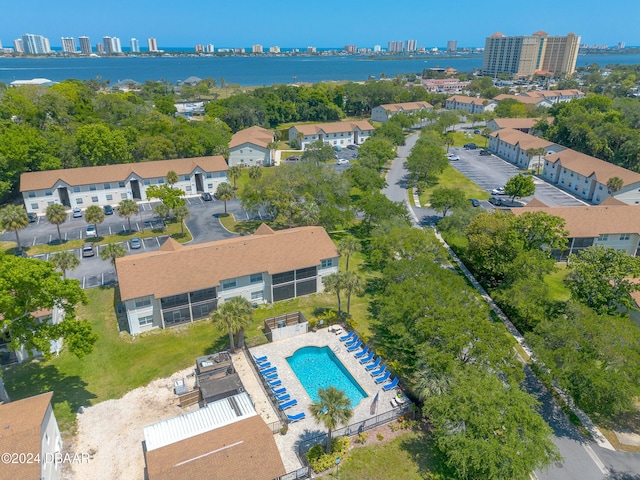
[445,95,495,114]
[130,38,140,53]
[79,36,92,55]
[61,37,76,53]
[289,120,374,149]
[228,126,274,167]
[371,101,433,123]
[489,128,564,169]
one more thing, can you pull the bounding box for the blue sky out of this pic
[1,0,638,49]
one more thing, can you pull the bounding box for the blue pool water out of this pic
[287,346,367,406]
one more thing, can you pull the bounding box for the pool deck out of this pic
[248,327,403,472]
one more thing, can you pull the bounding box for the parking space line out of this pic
[32,237,37,246]
[156,237,161,247]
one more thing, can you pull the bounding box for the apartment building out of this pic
[78,36,92,55]
[116,225,339,335]
[289,120,374,149]
[20,156,229,214]
[228,126,274,167]
[445,95,495,114]
[371,101,433,123]
[489,128,563,169]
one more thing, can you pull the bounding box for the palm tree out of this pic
[166,170,178,188]
[84,205,105,236]
[210,296,253,353]
[228,165,242,190]
[342,272,364,316]
[323,272,345,317]
[444,134,454,153]
[49,250,80,279]
[45,203,67,244]
[99,242,126,267]
[0,205,29,251]
[607,176,624,194]
[310,387,353,454]
[338,238,362,272]
[266,141,278,166]
[118,199,139,233]
[295,201,319,226]
[526,147,547,175]
[173,205,190,236]
[413,363,450,400]
[216,182,235,215]
[248,165,262,181]
[481,127,491,147]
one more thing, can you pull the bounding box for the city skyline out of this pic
[0,0,638,48]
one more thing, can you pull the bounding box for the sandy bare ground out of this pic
[66,366,198,480]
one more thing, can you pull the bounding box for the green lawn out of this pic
[447,130,488,148]
[335,432,443,480]
[418,165,490,207]
[544,263,570,302]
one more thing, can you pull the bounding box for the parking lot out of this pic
[1,196,269,288]
[449,147,587,207]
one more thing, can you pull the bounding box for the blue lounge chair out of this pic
[383,377,399,391]
[267,379,281,387]
[346,340,362,352]
[339,330,355,342]
[276,393,291,402]
[345,335,359,347]
[258,362,272,370]
[365,357,381,370]
[264,372,278,380]
[354,347,369,359]
[359,351,375,364]
[272,387,286,395]
[370,365,386,377]
[260,367,277,376]
[279,399,298,410]
[375,371,391,384]
[287,412,306,423]
[253,355,268,363]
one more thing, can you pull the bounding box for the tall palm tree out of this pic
[84,205,105,236]
[607,176,624,194]
[526,147,547,175]
[166,170,178,188]
[266,141,278,166]
[248,165,262,181]
[0,205,29,251]
[216,182,235,215]
[444,134,454,153]
[342,272,364,316]
[173,205,190,236]
[99,242,126,267]
[49,250,80,279]
[323,272,345,317]
[412,363,450,400]
[45,203,67,244]
[295,201,319,226]
[210,296,253,353]
[118,199,139,233]
[228,165,242,190]
[310,387,353,454]
[338,237,362,272]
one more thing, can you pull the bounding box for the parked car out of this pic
[129,237,142,249]
[450,155,460,161]
[72,207,82,218]
[491,187,505,195]
[82,243,95,257]
[336,158,350,165]
[85,225,97,238]
[201,192,213,201]
[333,145,342,151]
[489,196,502,206]
[464,143,478,150]
[14,249,27,258]
[346,144,358,150]
[470,198,480,207]
[285,155,300,162]
[27,212,38,223]
[479,149,491,156]
[473,129,481,134]
[103,205,114,215]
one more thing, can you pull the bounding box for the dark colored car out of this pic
[27,212,38,223]
[489,196,502,206]
[470,198,480,207]
[14,249,27,258]
[286,156,300,162]
[103,205,114,215]
[479,149,491,156]
[464,143,478,150]
[201,192,213,201]
[473,129,481,134]
[347,144,358,150]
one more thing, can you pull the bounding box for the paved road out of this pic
[383,133,640,480]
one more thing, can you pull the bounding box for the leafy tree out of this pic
[606,176,624,193]
[566,246,640,314]
[166,170,178,188]
[228,165,242,189]
[74,124,132,166]
[338,237,362,272]
[248,165,262,181]
[356,191,409,233]
[309,387,353,454]
[210,296,253,353]
[145,184,186,211]
[84,205,105,236]
[118,199,139,232]
[99,242,126,267]
[213,182,233,215]
[323,272,346,317]
[0,254,96,359]
[357,137,396,169]
[153,94,177,116]
[153,203,170,228]
[0,205,29,251]
[294,200,320,226]
[45,203,67,244]
[49,250,80,280]
[430,187,466,217]
[504,174,535,202]
[346,164,386,192]
[302,139,334,166]
[512,211,568,252]
[173,204,190,235]
[369,225,447,269]
[443,134,454,153]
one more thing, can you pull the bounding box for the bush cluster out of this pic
[306,436,350,473]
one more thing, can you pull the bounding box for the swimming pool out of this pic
[287,346,367,406]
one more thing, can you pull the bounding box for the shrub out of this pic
[355,431,369,444]
[376,433,384,441]
[306,436,351,473]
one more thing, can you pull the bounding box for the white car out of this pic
[85,225,97,238]
[491,187,505,195]
[336,158,350,165]
[450,155,460,161]
[72,208,82,218]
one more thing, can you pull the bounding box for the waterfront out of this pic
[1,53,639,86]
